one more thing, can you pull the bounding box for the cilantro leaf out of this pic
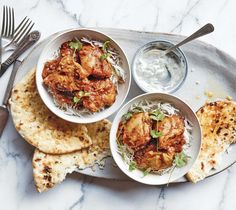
[122,112,133,122]
[129,161,136,171]
[78,91,91,97]
[142,168,151,177]
[73,96,80,103]
[73,91,91,103]
[132,107,144,113]
[100,40,111,60]
[150,130,163,138]
[100,53,110,60]
[149,109,165,121]
[69,41,83,51]
[174,152,190,168]
[78,91,85,97]
[102,40,110,52]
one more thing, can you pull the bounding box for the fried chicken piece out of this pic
[43,72,79,92]
[60,41,79,61]
[81,79,117,112]
[82,94,104,112]
[119,112,151,151]
[42,58,61,79]
[79,45,113,78]
[58,55,90,79]
[134,144,174,171]
[51,89,74,106]
[155,115,185,153]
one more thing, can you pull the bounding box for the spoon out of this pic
[159,23,214,82]
[160,23,214,58]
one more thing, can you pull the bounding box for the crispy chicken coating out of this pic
[156,115,185,153]
[42,58,61,79]
[81,79,117,112]
[58,55,90,79]
[43,72,79,92]
[119,112,152,151]
[79,45,113,78]
[51,89,74,106]
[60,41,80,61]
[134,144,174,171]
[42,40,118,112]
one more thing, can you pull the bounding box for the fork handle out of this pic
[0,31,40,77]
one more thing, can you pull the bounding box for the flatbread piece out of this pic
[10,69,92,154]
[186,101,236,183]
[32,119,111,192]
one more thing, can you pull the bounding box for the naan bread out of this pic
[32,120,111,192]
[186,101,236,183]
[10,69,92,154]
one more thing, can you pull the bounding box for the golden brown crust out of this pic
[32,119,111,192]
[10,68,92,154]
[121,112,151,151]
[186,100,236,183]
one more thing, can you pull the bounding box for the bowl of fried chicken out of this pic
[110,93,201,185]
[36,29,130,123]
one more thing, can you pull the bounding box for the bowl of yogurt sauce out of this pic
[132,40,188,93]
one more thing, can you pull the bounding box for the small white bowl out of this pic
[36,28,131,123]
[110,93,201,185]
[132,40,188,93]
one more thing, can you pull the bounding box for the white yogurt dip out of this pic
[133,43,187,93]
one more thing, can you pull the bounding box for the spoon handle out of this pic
[164,23,214,55]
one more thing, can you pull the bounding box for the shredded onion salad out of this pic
[116,100,193,178]
[47,37,126,117]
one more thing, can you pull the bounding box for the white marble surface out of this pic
[1,0,236,209]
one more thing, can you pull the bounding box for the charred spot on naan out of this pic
[10,69,93,154]
[32,119,111,192]
[187,100,236,183]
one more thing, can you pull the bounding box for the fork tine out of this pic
[14,21,34,44]
[12,17,29,42]
[1,6,14,38]
[14,16,27,34]
[10,7,14,38]
[5,6,9,37]
[7,6,11,37]
[1,6,6,36]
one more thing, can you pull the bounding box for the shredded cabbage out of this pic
[117,100,193,176]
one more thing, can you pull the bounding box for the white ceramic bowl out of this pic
[110,93,202,185]
[36,28,131,123]
[132,40,188,93]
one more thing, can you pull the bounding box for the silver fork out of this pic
[1,6,15,40]
[2,16,34,53]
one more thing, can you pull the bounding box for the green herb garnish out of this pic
[69,41,83,51]
[174,152,190,168]
[102,40,110,51]
[142,168,151,177]
[129,161,136,171]
[100,40,111,60]
[121,107,143,123]
[150,130,163,138]
[121,112,133,122]
[73,96,80,103]
[78,91,91,97]
[132,107,144,113]
[149,109,165,121]
[73,91,91,103]
[100,53,110,60]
